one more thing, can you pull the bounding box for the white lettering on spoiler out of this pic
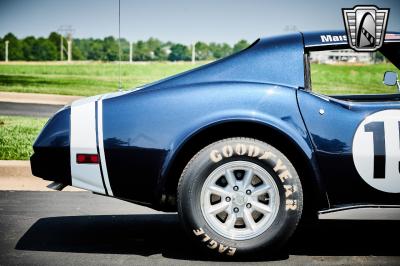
[320,34,348,43]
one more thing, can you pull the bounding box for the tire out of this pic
[177,137,303,257]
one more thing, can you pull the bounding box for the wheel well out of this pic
[161,121,327,214]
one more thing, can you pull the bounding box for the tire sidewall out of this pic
[178,138,303,256]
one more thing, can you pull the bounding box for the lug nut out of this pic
[225,197,231,202]
[233,207,239,213]
[246,203,252,208]
[246,190,251,195]
[233,186,239,191]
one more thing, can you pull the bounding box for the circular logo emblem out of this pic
[353,110,400,193]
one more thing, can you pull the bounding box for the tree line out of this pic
[0,32,250,61]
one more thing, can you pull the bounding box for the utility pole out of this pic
[60,36,63,61]
[57,25,75,62]
[191,43,195,64]
[129,41,133,63]
[67,33,72,62]
[5,40,9,62]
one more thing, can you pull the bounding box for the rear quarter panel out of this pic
[102,83,315,204]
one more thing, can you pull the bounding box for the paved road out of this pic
[0,191,400,265]
[0,101,63,117]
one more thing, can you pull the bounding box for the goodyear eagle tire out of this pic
[177,137,303,257]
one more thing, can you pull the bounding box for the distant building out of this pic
[310,49,372,64]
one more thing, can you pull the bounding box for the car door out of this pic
[298,47,400,207]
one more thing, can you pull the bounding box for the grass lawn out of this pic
[0,62,204,96]
[0,62,398,96]
[0,116,48,160]
[311,63,399,95]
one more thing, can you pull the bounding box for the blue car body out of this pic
[31,31,400,214]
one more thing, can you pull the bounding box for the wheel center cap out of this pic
[234,192,247,205]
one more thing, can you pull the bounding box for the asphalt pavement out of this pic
[0,191,400,265]
[0,101,63,117]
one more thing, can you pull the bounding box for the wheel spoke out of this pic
[223,213,237,230]
[243,208,257,230]
[208,185,229,197]
[252,183,270,196]
[208,201,229,215]
[225,169,236,187]
[251,201,272,214]
[242,169,253,189]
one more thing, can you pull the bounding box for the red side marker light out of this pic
[76,154,99,164]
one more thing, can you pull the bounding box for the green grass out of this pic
[311,63,399,95]
[0,116,48,160]
[0,62,204,96]
[0,62,398,96]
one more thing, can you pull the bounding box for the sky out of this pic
[1,0,400,44]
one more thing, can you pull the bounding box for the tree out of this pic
[3,33,23,60]
[145,38,166,60]
[168,44,191,61]
[195,41,212,60]
[120,38,130,61]
[133,40,151,61]
[0,32,249,61]
[0,37,3,60]
[21,36,36,60]
[87,39,103,60]
[233,40,249,53]
[31,37,58,60]
[72,45,84,60]
[209,42,232,59]
[48,32,61,48]
[103,36,119,61]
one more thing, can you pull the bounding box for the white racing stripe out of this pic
[70,92,126,195]
[97,98,113,196]
[70,95,106,194]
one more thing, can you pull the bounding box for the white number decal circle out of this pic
[353,110,400,193]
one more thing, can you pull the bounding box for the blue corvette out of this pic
[31,31,400,256]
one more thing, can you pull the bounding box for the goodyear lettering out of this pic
[222,145,234,157]
[284,185,297,198]
[258,151,277,160]
[286,199,298,211]
[193,228,237,256]
[278,170,292,182]
[247,145,260,157]
[210,143,277,162]
[235,143,247,155]
[210,150,223,163]
[273,159,286,172]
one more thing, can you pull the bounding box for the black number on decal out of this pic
[364,121,386,179]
